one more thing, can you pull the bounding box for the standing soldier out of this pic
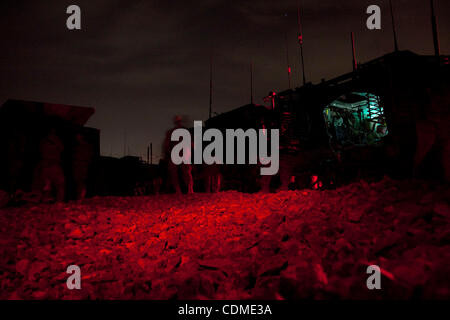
[414,85,450,181]
[163,116,194,194]
[203,164,221,193]
[32,128,65,202]
[72,133,94,200]
[6,129,27,193]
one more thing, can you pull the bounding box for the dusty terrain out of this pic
[0,177,449,299]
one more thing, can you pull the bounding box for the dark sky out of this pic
[0,0,449,160]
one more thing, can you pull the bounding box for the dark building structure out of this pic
[0,100,100,200]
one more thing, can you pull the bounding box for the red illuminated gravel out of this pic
[1,177,449,299]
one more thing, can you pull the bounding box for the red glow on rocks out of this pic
[0,177,449,299]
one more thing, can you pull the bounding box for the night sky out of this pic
[0,0,449,160]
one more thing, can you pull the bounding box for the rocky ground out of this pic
[0,177,449,300]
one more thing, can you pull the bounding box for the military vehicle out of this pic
[203,51,450,192]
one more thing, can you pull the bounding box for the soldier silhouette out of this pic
[163,116,194,194]
[32,128,65,202]
[72,133,94,200]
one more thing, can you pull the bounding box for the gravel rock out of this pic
[0,177,449,299]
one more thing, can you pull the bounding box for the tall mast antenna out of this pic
[250,61,254,105]
[351,32,358,72]
[123,130,127,157]
[209,49,213,119]
[389,0,399,52]
[150,143,153,165]
[285,32,292,89]
[430,0,440,57]
[297,4,306,86]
